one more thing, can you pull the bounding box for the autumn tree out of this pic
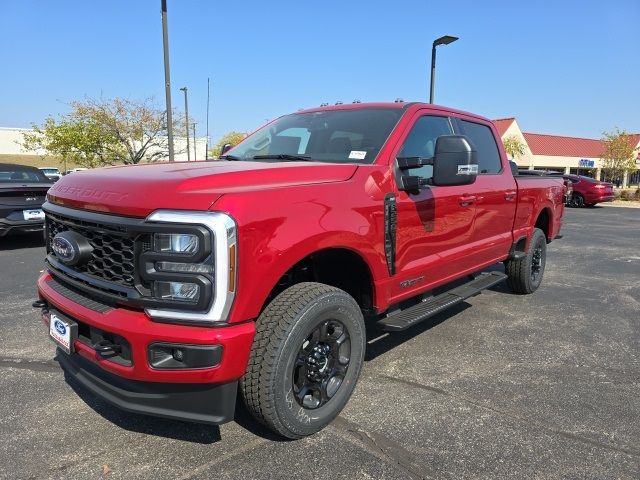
[22,97,182,168]
[502,135,527,160]
[600,129,639,183]
[210,131,247,158]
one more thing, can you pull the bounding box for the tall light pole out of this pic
[429,35,458,104]
[205,77,210,161]
[161,0,174,161]
[192,122,197,160]
[180,87,190,161]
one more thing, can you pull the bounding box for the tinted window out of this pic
[398,116,453,180]
[0,165,49,183]
[459,120,502,174]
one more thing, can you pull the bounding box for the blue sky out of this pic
[1,0,638,142]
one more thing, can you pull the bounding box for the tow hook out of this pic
[93,340,122,356]
[32,299,49,315]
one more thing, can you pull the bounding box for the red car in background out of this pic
[564,174,614,207]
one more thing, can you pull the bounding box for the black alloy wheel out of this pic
[292,319,351,409]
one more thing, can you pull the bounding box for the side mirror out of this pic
[220,143,233,156]
[431,135,478,186]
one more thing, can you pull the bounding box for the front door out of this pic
[390,112,478,302]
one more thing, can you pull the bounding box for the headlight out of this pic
[155,233,199,253]
[156,261,213,274]
[155,281,200,302]
[143,210,237,325]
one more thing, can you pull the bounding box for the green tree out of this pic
[210,131,247,158]
[22,116,122,169]
[600,129,639,183]
[22,97,180,168]
[502,135,527,160]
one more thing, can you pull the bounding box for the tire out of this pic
[505,228,547,294]
[240,282,366,439]
[571,193,585,208]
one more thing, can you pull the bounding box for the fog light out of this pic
[156,261,212,274]
[148,343,223,369]
[155,281,200,301]
[173,348,184,361]
[155,233,199,253]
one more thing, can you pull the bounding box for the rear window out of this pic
[0,166,50,183]
[459,120,502,174]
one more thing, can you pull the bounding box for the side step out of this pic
[377,271,507,332]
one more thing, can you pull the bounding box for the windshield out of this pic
[225,108,404,164]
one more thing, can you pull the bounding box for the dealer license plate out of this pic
[23,208,44,221]
[49,311,77,354]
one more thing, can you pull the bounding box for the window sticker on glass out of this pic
[348,150,367,160]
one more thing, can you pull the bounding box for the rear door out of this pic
[390,112,478,300]
[454,118,517,265]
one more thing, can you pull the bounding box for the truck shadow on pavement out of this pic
[0,232,44,250]
[61,367,224,444]
[60,358,288,444]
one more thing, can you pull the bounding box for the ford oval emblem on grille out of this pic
[54,319,66,336]
[51,231,93,266]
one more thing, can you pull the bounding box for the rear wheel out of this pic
[505,228,547,294]
[240,282,365,439]
[570,193,585,208]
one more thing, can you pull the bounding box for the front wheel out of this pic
[240,282,366,439]
[505,228,547,294]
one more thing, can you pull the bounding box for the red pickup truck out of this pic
[34,102,565,439]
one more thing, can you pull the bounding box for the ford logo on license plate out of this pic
[54,319,66,336]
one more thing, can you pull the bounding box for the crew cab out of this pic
[34,102,565,439]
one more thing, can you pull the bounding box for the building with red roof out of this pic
[493,118,640,187]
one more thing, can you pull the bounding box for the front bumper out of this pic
[57,349,238,424]
[37,271,255,423]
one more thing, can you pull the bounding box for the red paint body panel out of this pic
[36,102,566,390]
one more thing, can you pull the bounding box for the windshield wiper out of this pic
[219,154,242,161]
[252,154,312,162]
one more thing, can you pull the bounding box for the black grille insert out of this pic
[47,212,148,288]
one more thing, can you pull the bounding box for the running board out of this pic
[377,271,507,332]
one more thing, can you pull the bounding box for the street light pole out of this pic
[205,77,210,161]
[192,122,197,160]
[161,0,174,161]
[180,87,190,161]
[429,35,459,104]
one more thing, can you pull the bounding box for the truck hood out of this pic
[46,161,358,217]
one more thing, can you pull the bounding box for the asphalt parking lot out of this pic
[1,205,639,480]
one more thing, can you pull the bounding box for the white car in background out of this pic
[38,167,62,182]
[64,168,88,175]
